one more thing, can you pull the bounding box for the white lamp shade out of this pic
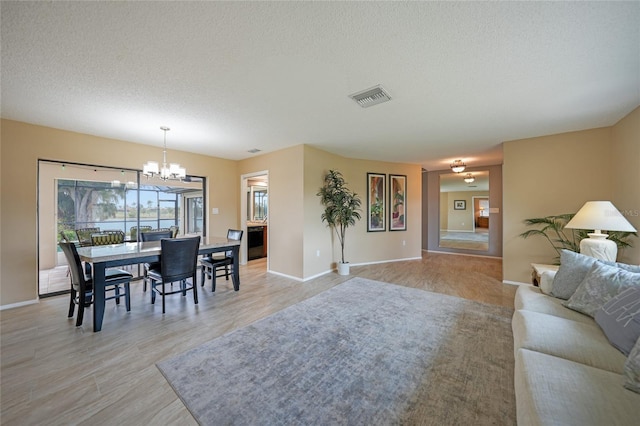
[143,161,159,175]
[565,201,636,233]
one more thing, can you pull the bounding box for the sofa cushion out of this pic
[514,285,593,325]
[595,287,640,356]
[512,309,626,373]
[515,348,640,426]
[564,262,640,317]
[550,250,602,300]
[624,338,640,394]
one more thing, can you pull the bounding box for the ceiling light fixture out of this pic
[463,173,475,183]
[450,159,466,173]
[142,126,186,181]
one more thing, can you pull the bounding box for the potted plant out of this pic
[317,170,362,275]
[520,213,636,263]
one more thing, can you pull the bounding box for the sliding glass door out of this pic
[38,160,205,296]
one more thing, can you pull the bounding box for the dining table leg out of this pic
[231,246,240,291]
[92,262,106,332]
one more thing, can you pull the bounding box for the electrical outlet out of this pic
[402,240,406,246]
[316,250,320,257]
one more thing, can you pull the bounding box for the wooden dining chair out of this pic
[139,229,173,291]
[59,241,133,326]
[200,229,243,292]
[147,236,201,314]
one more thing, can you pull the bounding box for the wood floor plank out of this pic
[1,252,517,425]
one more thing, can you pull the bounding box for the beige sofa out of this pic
[512,283,640,425]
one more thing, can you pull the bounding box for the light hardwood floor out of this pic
[1,251,517,425]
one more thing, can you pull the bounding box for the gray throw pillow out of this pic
[595,287,640,356]
[563,262,640,317]
[551,250,604,300]
[623,337,640,393]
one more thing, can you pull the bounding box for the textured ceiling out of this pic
[1,1,639,171]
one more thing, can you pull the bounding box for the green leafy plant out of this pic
[317,170,362,264]
[520,213,637,263]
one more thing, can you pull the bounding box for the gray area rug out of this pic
[157,278,515,425]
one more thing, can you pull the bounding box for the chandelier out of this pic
[463,173,475,183]
[143,126,186,180]
[450,159,466,173]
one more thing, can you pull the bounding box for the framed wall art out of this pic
[389,174,406,231]
[454,200,466,210]
[367,173,386,232]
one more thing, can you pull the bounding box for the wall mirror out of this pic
[439,171,490,251]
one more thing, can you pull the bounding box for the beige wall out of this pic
[611,107,640,265]
[1,119,238,306]
[303,147,423,278]
[238,145,306,278]
[443,191,489,232]
[502,111,640,284]
[239,144,422,280]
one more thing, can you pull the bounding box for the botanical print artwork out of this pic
[367,173,386,232]
[389,174,406,231]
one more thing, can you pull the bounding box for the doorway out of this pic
[240,171,269,266]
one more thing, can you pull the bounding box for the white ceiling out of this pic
[440,170,489,193]
[2,1,638,171]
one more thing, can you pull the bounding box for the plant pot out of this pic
[337,262,350,276]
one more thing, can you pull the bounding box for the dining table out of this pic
[76,236,241,332]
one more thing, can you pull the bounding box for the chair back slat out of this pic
[140,230,172,242]
[160,236,201,283]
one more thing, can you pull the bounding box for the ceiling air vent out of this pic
[349,85,392,108]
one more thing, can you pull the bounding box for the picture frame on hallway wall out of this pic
[367,172,386,232]
[454,200,466,210]
[389,174,406,231]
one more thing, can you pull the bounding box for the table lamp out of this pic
[564,201,637,261]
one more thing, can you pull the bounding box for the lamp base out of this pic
[579,233,617,262]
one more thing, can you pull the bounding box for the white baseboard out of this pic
[0,298,39,311]
[503,280,528,286]
[425,249,502,260]
[351,256,423,267]
[269,256,423,282]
